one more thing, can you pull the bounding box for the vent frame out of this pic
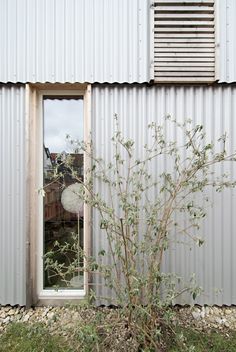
[153,0,215,83]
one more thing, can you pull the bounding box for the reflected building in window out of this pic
[43,97,84,289]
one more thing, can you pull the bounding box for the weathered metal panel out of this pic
[0,0,150,84]
[92,84,236,305]
[0,85,26,306]
[218,0,236,82]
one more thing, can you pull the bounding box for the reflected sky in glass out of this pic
[44,98,83,153]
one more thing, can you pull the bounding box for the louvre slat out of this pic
[154,77,214,82]
[155,6,214,12]
[155,21,214,26]
[155,71,214,77]
[155,47,214,52]
[156,67,215,71]
[154,27,214,32]
[156,38,214,43]
[155,57,214,62]
[157,62,214,67]
[154,0,214,4]
[155,52,214,57]
[155,43,215,47]
[154,14,214,19]
[155,33,214,38]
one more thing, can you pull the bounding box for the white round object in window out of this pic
[61,183,83,214]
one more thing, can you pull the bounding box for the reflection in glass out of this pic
[43,97,84,290]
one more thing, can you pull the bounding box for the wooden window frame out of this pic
[25,83,91,305]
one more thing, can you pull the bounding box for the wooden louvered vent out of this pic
[154,0,215,83]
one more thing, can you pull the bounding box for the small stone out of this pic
[47,312,55,320]
[209,308,214,315]
[212,307,218,314]
[4,307,11,313]
[0,312,6,319]
[22,314,30,322]
[200,311,205,319]
[42,308,50,317]
[225,309,231,315]
[192,311,201,320]
[215,317,222,325]
[3,317,10,324]
[15,313,22,321]
[8,309,15,316]
[208,316,216,323]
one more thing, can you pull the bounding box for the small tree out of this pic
[45,116,236,350]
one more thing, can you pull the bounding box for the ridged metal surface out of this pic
[218,0,236,82]
[92,84,236,305]
[0,85,26,306]
[0,0,150,84]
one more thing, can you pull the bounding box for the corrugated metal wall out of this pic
[92,84,236,305]
[218,0,236,83]
[2,0,236,85]
[0,85,26,306]
[0,0,150,84]
[1,82,236,306]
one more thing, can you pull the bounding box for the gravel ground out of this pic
[175,305,236,332]
[1,305,236,333]
[0,305,139,351]
[0,304,236,349]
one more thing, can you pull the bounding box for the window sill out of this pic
[38,289,86,300]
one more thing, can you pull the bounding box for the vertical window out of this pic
[42,96,84,292]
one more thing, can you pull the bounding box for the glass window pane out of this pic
[43,97,84,290]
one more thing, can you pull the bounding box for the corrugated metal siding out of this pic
[218,0,236,82]
[0,85,26,306]
[92,84,236,305]
[0,0,150,84]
